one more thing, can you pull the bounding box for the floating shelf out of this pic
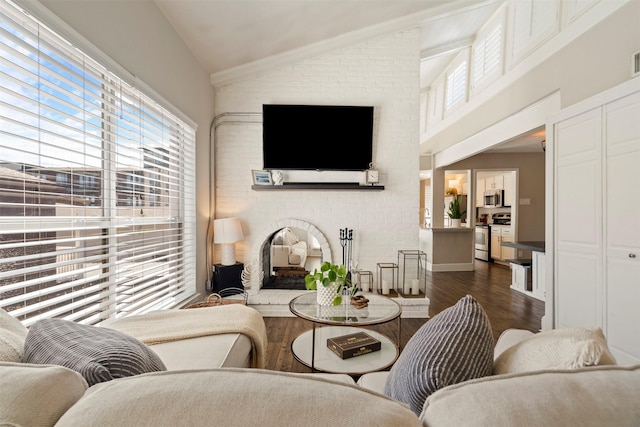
[251,182,384,191]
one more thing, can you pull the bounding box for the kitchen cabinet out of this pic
[485,175,503,190]
[550,78,640,364]
[476,178,485,207]
[490,226,515,262]
[503,172,515,207]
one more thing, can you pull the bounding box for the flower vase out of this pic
[451,218,461,228]
[316,281,340,306]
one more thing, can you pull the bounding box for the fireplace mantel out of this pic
[251,183,384,191]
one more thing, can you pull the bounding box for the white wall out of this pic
[214,29,421,278]
[39,0,216,295]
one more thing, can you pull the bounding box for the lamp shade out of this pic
[213,218,244,243]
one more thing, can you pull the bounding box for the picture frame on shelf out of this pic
[252,170,273,185]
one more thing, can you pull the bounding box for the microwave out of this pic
[484,190,504,208]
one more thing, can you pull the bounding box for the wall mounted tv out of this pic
[262,104,374,171]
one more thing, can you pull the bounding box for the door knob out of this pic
[630,253,637,259]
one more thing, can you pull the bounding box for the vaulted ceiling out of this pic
[154,0,543,153]
[154,0,502,88]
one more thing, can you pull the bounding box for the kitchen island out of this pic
[501,241,545,301]
[419,226,474,272]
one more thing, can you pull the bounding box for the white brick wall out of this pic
[213,29,421,289]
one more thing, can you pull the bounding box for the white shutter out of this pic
[0,1,196,326]
[445,55,468,111]
[510,0,560,65]
[471,9,504,95]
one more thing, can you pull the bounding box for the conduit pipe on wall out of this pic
[206,112,262,289]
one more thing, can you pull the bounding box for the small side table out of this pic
[212,262,244,293]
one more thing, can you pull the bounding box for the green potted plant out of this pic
[447,195,466,227]
[304,261,355,306]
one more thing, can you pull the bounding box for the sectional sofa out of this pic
[2,298,639,427]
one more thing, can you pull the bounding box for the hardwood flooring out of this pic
[263,260,545,373]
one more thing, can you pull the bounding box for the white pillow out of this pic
[493,327,617,375]
[0,308,28,362]
[0,361,87,426]
[282,228,299,246]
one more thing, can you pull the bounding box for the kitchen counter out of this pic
[419,227,474,272]
[423,227,473,232]
[500,240,546,301]
[501,241,545,252]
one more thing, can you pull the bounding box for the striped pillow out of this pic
[22,319,166,386]
[384,295,494,415]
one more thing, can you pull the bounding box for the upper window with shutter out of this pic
[445,49,470,113]
[508,0,560,66]
[471,5,506,97]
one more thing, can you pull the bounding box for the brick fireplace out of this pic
[251,219,332,292]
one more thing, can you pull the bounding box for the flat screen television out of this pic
[262,104,374,170]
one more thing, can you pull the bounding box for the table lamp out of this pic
[213,217,244,266]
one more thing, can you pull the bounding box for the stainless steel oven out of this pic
[475,225,490,261]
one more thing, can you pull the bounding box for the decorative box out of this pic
[326,332,381,359]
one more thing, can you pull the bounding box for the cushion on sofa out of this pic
[421,364,640,427]
[493,327,617,375]
[22,318,166,386]
[0,361,87,427]
[383,294,494,415]
[0,308,28,362]
[493,328,534,359]
[55,368,421,427]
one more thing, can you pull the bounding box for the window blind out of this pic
[445,58,468,111]
[471,18,504,91]
[0,1,196,326]
[511,0,559,63]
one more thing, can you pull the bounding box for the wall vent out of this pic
[633,50,640,78]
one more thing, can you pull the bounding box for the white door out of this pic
[604,91,640,364]
[554,107,604,330]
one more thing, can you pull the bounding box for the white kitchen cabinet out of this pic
[503,171,515,207]
[476,178,485,207]
[490,226,515,261]
[485,175,504,190]
[550,78,640,364]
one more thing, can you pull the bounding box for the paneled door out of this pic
[604,91,640,365]
[554,107,604,330]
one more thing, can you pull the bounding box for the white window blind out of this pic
[471,11,504,93]
[510,0,559,63]
[0,1,196,326]
[445,56,468,111]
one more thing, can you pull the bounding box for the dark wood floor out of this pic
[263,260,545,373]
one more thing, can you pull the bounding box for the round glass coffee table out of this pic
[289,292,402,375]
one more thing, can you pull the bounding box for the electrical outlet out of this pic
[519,198,531,205]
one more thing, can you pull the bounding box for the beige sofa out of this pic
[270,227,308,269]
[2,302,640,427]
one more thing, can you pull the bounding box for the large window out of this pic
[0,1,196,326]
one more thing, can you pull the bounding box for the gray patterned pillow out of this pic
[384,295,494,415]
[22,318,166,386]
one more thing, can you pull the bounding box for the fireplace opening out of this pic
[260,226,323,290]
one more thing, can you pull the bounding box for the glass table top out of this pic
[289,292,402,326]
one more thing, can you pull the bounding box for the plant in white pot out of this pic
[304,261,355,306]
[447,195,466,228]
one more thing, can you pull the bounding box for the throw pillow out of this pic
[0,308,28,362]
[384,295,494,416]
[493,327,617,375]
[0,361,87,426]
[22,318,166,386]
[282,227,299,246]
